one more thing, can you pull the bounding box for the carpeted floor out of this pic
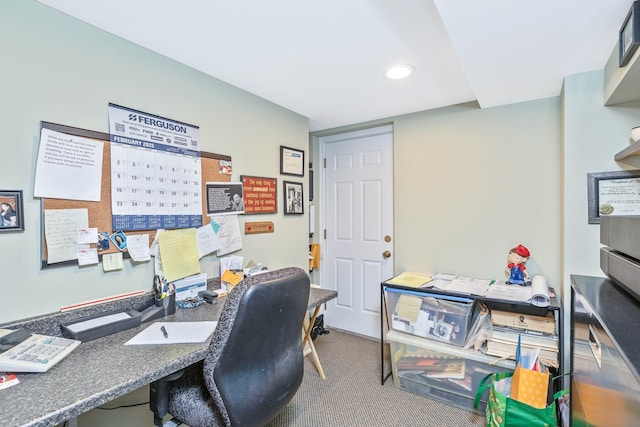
[266,329,485,427]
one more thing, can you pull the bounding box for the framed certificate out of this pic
[280,146,304,177]
[588,170,640,223]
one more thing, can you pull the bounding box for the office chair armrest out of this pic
[150,370,184,427]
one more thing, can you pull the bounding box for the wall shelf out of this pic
[604,38,640,106]
[615,140,640,161]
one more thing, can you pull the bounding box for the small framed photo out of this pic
[0,190,24,232]
[283,181,304,215]
[280,145,305,177]
[619,1,640,67]
[110,231,128,251]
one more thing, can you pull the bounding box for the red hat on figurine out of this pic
[515,244,530,257]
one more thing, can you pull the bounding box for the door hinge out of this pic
[323,158,326,168]
[323,229,326,239]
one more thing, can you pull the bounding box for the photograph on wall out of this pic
[0,190,24,232]
[283,181,304,215]
[206,182,244,215]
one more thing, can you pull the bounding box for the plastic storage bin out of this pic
[385,287,477,346]
[388,329,515,412]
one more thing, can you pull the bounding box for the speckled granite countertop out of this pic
[0,286,336,427]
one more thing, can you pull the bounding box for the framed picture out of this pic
[280,145,305,177]
[205,182,245,215]
[619,1,640,67]
[0,190,24,232]
[283,181,304,215]
[588,170,640,223]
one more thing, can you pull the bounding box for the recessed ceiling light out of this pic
[385,64,415,80]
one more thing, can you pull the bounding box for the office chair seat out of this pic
[153,267,310,427]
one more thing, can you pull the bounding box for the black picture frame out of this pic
[283,181,304,215]
[587,170,640,223]
[0,190,25,232]
[280,145,305,177]
[619,1,640,67]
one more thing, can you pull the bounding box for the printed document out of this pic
[34,128,103,201]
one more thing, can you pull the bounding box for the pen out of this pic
[161,325,168,339]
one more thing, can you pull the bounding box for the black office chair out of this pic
[150,267,310,427]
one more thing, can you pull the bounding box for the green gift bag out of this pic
[474,371,567,427]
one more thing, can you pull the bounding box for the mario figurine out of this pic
[505,244,530,285]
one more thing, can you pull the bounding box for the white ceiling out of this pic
[38,0,632,131]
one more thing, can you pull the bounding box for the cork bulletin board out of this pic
[39,121,231,268]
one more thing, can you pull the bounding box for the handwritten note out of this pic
[102,252,124,271]
[210,215,242,256]
[44,208,89,264]
[158,228,200,282]
[196,222,222,258]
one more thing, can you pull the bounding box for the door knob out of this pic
[382,250,391,259]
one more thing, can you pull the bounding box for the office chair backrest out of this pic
[203,267,310,426]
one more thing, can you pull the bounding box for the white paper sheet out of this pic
[210,215,242,256]
[196,222,222,258]
[77,248,99,266]
[484,281,532,302]
[34,128,103,201]
[77,228,98,244]
[45,208,89,264]
[127,233,151,262]
[125,321,217,345]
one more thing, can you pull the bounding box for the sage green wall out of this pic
[0,1,309,323]
[310,99,562,297]
[562,69,640,293]
[393,99,562,289]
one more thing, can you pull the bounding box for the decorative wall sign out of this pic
[240,175,277,214]
[244,221,274,234]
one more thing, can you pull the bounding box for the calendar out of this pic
[108,104,203,231]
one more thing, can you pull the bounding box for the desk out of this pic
[0,286,335,427]
[302,287,337,380]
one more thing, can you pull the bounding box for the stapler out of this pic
[198,290,218,304]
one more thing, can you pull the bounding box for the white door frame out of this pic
[318,124,394,337]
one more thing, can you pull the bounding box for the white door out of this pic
[320,125,393,339]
